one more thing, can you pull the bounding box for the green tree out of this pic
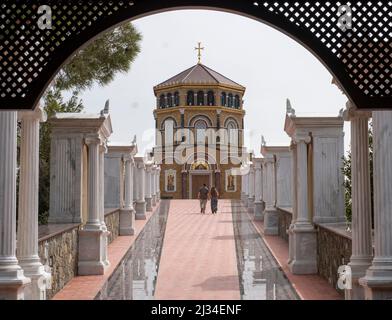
[38,23,142,224]
[342,122,374,224]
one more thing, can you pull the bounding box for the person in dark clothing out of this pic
[198,184,209,214]
[210,186,219,214]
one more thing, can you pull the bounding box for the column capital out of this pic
[179,108,185,115]
[18,105,47,122]
[84,134,101,146]
[343,101,372,121]
[293,133,311,145]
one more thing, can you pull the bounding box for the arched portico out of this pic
[1,0,392,301]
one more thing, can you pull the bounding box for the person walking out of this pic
[210,186,219,214]
[198,183,209,214]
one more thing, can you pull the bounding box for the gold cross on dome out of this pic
[195,42,204,64]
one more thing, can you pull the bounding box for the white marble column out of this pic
[78,136,108,275]
[135,157,147,220]
[243,170,249,207]
[288,142,297,266]
[241,171,246,202]
[263,157,279,235]
[156,167,161,201]
[99,144,110,268]
[151,166,157,207]
[145,163,153,212]
[17,107,51,300]
[120,156,136,236]
[0,111,30,299]
[254,159,263,220]
[288,135,317,275]
[248,165,255,213]
[343,107,373,300]
[360,111,392,300]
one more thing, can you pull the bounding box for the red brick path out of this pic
[154,200,241,300]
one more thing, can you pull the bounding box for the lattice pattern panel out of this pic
[259,1,392,97]
[0,1,391,109]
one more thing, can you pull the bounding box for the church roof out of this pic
[154,64,245,91]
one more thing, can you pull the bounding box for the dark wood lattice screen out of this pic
[0,1,391,110]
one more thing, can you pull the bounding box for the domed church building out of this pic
[153,50,247,199]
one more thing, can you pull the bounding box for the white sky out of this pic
[76,10,350,156]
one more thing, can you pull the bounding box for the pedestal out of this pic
[119,209,135,236]
[254,202,264,221]
[145,197,153,212]
[288,224,317,274]
[263,207,279,235]
[135,201,147,220]
[247,197,255,213]
[78,228,108,275]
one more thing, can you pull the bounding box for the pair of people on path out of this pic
[198,184,219,214]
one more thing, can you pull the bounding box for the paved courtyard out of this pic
[53,200,341,300]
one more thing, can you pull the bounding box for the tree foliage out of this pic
[38,23,142,224]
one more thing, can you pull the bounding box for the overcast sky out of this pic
[76,10,350,156]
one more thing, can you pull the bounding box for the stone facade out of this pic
[316,224,352,296]
[104,209,120,245]
[38,225,80,300]
[277,208,292,242]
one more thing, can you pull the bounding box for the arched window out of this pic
[207,91,215,106]
[163,119,175,147]
[187,91,194,106]
[227,120,238,145]
[221,92,227,106]
[159,94,166,109]
[197,91,205,106]
[234,95,240,109]
[167,93,173,107]
[228,93,234,108]
[174,92,180,106]
[194,119,207,144]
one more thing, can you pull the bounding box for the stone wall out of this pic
[38,225,80,300]
[316,223,352,295]
[105,209,120,244]
[277,208,292,242]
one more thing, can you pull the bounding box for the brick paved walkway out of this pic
[154,200,241,300]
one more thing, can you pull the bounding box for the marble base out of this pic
[288,223,317,275]
[152,195,157,207]
[78,228,109,275]
[263,207,279,235]
[247,197,255,213]
[119,208,135,236]
[359,260,392,300]
[0,266,31,300]
[19,258,51,300]
[135,201,146,220]
[145,197,152,212]
[345,259,372,300]
[254,202,264,221]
